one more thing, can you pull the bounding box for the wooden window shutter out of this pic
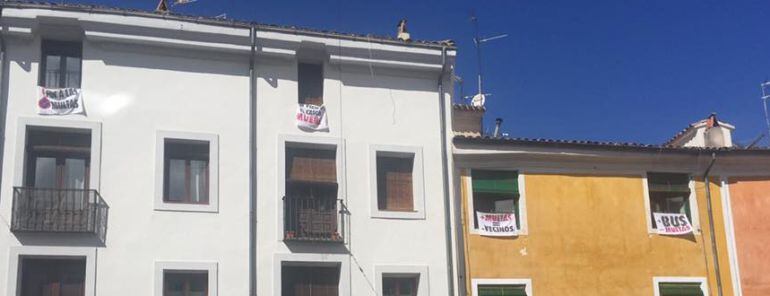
[477,285,527,296]
[377,155,414,211]
[286,147,336,183]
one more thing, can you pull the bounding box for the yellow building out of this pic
[451,108,737,296]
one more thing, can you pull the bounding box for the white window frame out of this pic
[277,135,346,241]
[154,130,219,213]
[472,278,533,296]
[652,276,708,296]
[154,261,218,296]
[6,246,97,296]
[465,169,528,235]
[273,253,350,296]
[642,172,700,234]
[374,265,429,296]
[369,145,425,219]
[14,117,102,190]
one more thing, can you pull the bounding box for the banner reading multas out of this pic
[37,87,84,115]
[653,212,693,235]
[477,212,518,236]
[296,103,328,131]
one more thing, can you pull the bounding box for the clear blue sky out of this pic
[58,0,770,145]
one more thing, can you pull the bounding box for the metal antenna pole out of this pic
[762,81,770,140]
[471,14,483,97]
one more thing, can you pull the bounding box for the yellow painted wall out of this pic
[461,172,734,295]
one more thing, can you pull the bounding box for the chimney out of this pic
[397,19,411,42]
[452,104,485,137]
[493,118,503,138]
[666,113,735,148]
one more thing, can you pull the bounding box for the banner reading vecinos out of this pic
[653,212,693,235]
[476,212,518,236]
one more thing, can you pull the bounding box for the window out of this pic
[477,285,528,296]
[40,40,82,88]
[164,140,209,204]
[382,275,418,296]
[24,128,91,189]
[20,258,86,296]
[471,170,520,229]
[298,62,323,106]
[281,265,340,296]
[155,131,218,212]
[653,277,707,296]
[647,172,692,228]
[284,146,340,241]
[377,155,414,212]
[164,271,208,296]
[472,279,531,296]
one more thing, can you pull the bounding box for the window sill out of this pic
[371,209,425,220]
[154,202,218,213]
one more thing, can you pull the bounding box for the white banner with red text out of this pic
[476,212,518,236]
[296,103,329,131]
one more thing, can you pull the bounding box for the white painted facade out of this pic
[0,4,456,296]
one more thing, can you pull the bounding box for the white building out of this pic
[0,2,457,296]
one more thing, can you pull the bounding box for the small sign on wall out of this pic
[477,212,518,236]
[37,86,84,115]
[296,103,328,132]
[653,212,693,235]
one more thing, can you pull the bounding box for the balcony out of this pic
[283,196,345,243]
[11,187,108,239]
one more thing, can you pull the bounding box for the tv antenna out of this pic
[762,81,770,141]
[466,12,507,107]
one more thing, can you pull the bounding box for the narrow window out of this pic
[382,275,419,296]
[164,140,210,204]
[647,172,691,228]
[471,170,520,228]
[658,282,704,296]
[477,284,528,296]
[163,271,208,296]
[377,155,414,212]
[298,62,323,106]
[284,146,340,241]
[40,40,82,88]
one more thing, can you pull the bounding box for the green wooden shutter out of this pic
[472,170,518,195]
[659,283,704,296]
[477,285,527,296]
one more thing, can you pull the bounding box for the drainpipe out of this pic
[437,45,456,296]
[248,24,257,296]
[0,5,7,202]
[703,152,723,296]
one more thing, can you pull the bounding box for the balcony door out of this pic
[25,128,91,190]
[20,258,86,296]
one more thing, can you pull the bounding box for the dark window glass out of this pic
[383,276,418,296]
[477,285,527,296]
[24,128,91,189]
[471,170,520,228]
[647,172,692,228]
[40,40,82,88]
[164,140,210,204]
[377,155,414,212]
[20,258,86,296]
[658,283,704,296]
[164,271,208,296]
[281,265,339,296]
[298,62,323,105]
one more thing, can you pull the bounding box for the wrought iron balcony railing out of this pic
[11,187,108,238]
[283,196,344,243]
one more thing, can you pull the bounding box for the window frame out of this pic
[163,140,211,205]
[369,145,425,220]
[465,169,528,235]
[652,277,708,296]
[154,262,218,296]
[39,39,83,89]
[297,60,325,106]
[642,172,700,234]
[155,131,219,213]
[273,253,351,296]
[471,278,532,296]
[374,265,429,296]
[7,246,97,296]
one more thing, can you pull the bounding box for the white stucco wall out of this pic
[0,25,252,295]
